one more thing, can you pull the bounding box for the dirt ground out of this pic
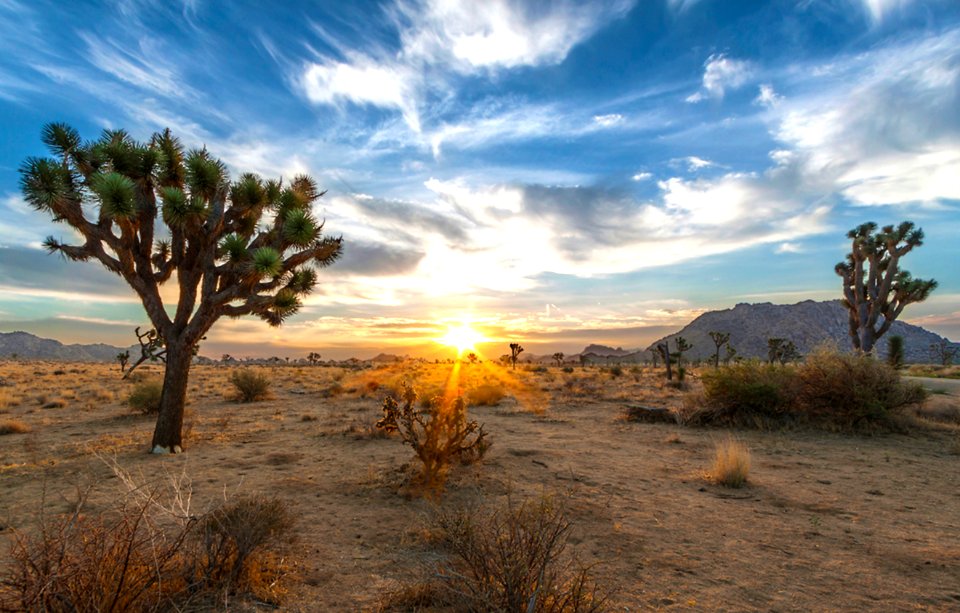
[1,360,959,611]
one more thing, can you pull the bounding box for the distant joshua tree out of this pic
[466,352,478,364]
[221,353,233,364]
[886,335,905,370]
[767,338,800,365]
[723,344,738,365]
[307,351,322,366]
[708,331,730,368]
[552,352,564,367]
[509,343,524,370]
[655,342,672,381]
[836,221,936,354]
[116,350,130,373]
[20,123,342,453]
[930,339,958,366]
[673,337,692,380]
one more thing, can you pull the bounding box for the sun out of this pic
[437,323,487,355]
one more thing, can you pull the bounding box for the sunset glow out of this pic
[437,323,488,355]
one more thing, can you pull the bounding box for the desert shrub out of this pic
[697,361,797,426]
[432,496,607,612]
[608,366,623,378]
[562,366,574,374]
[0,483,298,611]
[230,369,271,403]
[468,384,505,406]
[376,383,489,492]
[795,349,927,429]
[0,420,31,435]
[708,438,751,488]
[126,379,163,414]
[695,350,927,430]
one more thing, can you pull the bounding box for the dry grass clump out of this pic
[0,478,298,611]
[694,350,927,431]
[41,398,68,409]
[376,383,489,492]
[230,369,271,403]
[467,383,506,406]
[383,496,607,612]
[707,437,751,488]
[0,419,31,435]
[126,378,164,414]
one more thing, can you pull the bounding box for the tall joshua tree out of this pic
[835,222,936,354]
[20,123,342,453]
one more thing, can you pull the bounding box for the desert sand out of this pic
[1,360,959,611]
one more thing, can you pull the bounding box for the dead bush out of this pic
[468,383,505,406]
[0,476,299,612]
[430,496,607,612]
[0,420,31,435]
[376,382,490,492]
[230,369,271,403]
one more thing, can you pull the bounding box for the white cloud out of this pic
[593,113,624,127]
[859,0,914,23]
[754,84,782,107]
[688,54,752,102]
[298,0,634,132]
[775,242,803,254]
[631,171,653,181]
[771,28,960,206]
[301,58,421,131]
[684,156,714,171]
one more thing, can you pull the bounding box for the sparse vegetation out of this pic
[376,383,489,491]
[0,419,31,435]
[384,495,607,612]
[468,383,505,406]
[708,437,751,488]
[887,335,905,369]
[230,369,272,403]
[696,348,927,430]
[126,379,164,414]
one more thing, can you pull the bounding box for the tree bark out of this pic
[859,327,876,355]
[150,340,192,453]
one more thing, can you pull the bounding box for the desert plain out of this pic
[1,359,959,611]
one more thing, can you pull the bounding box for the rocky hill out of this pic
[0,331,131,362]
[646,300,955,363]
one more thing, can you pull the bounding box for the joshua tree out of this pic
[116,350,130,373]
[930,339,958,366]
[836,221,937,354]
[723,344,737,365]
[655,342,673,381]
[552,352,564,367]
[509,343,524,369]
[307,351,322,366]
[886,335,905,369]
[767,338,800,365]
[221,353,233,364]
[466,352,478,364]
[20,123,342,453]
[708,331,730,368]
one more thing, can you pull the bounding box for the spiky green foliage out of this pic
[887,335,905,369]
[18,123,343,452]
[836,221,937,353]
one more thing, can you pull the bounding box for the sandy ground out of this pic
[1,360,959,611]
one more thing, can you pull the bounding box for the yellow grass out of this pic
[708,437,751,488]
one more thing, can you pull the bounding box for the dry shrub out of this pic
[0,420,31,435]
[376,383,490,492]
[126,379,163,414]
[708,438,751,488]
[0,477,298,611]
[468,383,505,407]
[41,398,68,409]
[425,496,607,612]
[695,350,927,431]
[795,348,928,429]
[230,369,271,403]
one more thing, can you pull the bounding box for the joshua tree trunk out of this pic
[151,340,192,453]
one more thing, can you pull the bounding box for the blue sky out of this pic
[0,0,958,358]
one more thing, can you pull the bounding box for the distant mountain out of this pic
[0,331,131,362]
[646,300,956,363]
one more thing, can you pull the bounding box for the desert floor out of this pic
[1,360,959,611]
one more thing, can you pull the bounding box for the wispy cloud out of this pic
[687,53,753,102]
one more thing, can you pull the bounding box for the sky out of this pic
[0,0,958,360]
